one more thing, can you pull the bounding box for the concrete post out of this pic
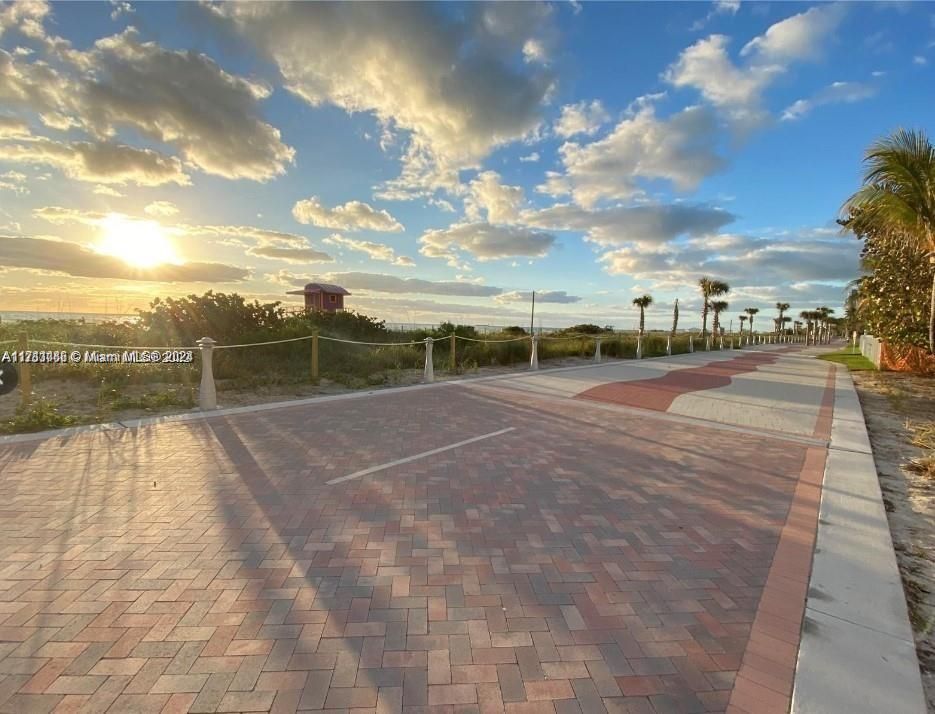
[450,333,456,372]
[666,335,671,356]
[423,337,434,383]
[196,337,217,410]
[18,332,31,407]
[594,337,602,363]
[705,337,711,351]
[689,336,694,353]
[636,335,643,360]
[529,335,539,370]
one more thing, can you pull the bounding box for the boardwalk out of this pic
[0,347,837,713]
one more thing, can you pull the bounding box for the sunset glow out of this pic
[96,215,179,269]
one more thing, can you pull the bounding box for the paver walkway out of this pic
[0,346,836,713]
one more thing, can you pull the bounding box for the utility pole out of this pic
[529,291,536,336]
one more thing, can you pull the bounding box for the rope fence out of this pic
[1,326,826,412]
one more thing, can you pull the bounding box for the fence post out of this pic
[594,337,602,363]
[310,331,319,382]
[719,337,724,350]
[529,335,539,370]
[636,335,642,360]
[730,338,734,349]
[666,335,671,356]
[705,337,711,351]
[423,337,434,383]
[196,337,217,410]
[689,336,694,353]
[18,332,31,407]
[449,333,456,372]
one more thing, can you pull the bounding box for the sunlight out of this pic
[97,214,179,268]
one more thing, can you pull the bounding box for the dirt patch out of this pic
[852,370,935,709]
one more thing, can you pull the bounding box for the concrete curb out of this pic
[791,368,926,713]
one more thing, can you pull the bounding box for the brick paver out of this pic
[0,347,834,713]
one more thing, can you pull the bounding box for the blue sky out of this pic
[1,1,932,329]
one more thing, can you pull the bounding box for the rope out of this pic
[0,339,17,347]
[213,335,313,350]
[455,335,530,344]
[318,336,425,347]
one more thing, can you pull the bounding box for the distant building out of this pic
[287,283,350,312]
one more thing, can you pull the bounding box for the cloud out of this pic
[213,2,555,196]
[420,222,556,266]
[554,100,610,138]
[691,0,741,32]
[522,202,736,246]
[495,290,581,304]
[0,115,29,137]
[464,171,525,224]
[667,5,845,132]
[740,4,845,63]
[323,234,414,266]
[519,152,540,163]
[246,244,333,263]
[0,170,28,194]
[311,271,503,297]
[781,80,877,121]
[143,200,179,217]
[913,55,928,66]
[92,184,124,197]
[0,24,293,182]
[0,135,190,185]
[292,196,404,232]
[0,234,248,282]
[538,103,725,207]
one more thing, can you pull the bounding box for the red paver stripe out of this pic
[575,352,781,411]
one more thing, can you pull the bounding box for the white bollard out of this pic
[719,337,724,350]
[529,335,539,370]
[689,336,694,353]
[423,336,434,383]
[666,335,671,356]
[636,335,643,360]
[705,337,711,351]
[594,337,602,363]
[196,337,217,410]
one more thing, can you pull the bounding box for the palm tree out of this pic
[800,310,817,345]
[711,300,728,336]
[816,306,834,343]
[738,314,747,337]
[632,295,653,337]
[842,128,935,352]
[775,302,790,335]
[744,307,760,337]
[698,277,730,338]
[671,298,679,339]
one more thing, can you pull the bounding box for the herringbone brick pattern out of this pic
[0,355,827,713]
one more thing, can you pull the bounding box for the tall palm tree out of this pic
[670,298,679,340]
[800,310,816,345]
[842,128,935,352]
[775,302,790,335]
[632,295,653,337]
[816,306,834,343]
[744,307,760,337]
[711,300,728,336]
[738,315,747,336]
[698,277,730,338]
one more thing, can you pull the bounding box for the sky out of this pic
[0,1,932,330]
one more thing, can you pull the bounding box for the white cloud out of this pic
[519,152,540,163]
[913,55,928,66]
[0,170,28,194]
[143,200,179,217]
[464,171,525,224]
[0,115,29,137]
[691,0,741,32]
[92,184,124,197]
[323,234,414,267]
[740,4,845,63]
[420,222,556,265]
[554,100,609,138]
[246,244,333,263]
[213,2,556,197]
[0,135,190,186]
[522,202,736,246]
[781,80,877,121]
[313,271,503,297]
[538,103,725,207]
[495,290,581,304]
[292,196,404,232]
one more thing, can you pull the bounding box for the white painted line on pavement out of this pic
[326,427,516,485]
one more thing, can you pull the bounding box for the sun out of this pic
[97,214,179,268]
